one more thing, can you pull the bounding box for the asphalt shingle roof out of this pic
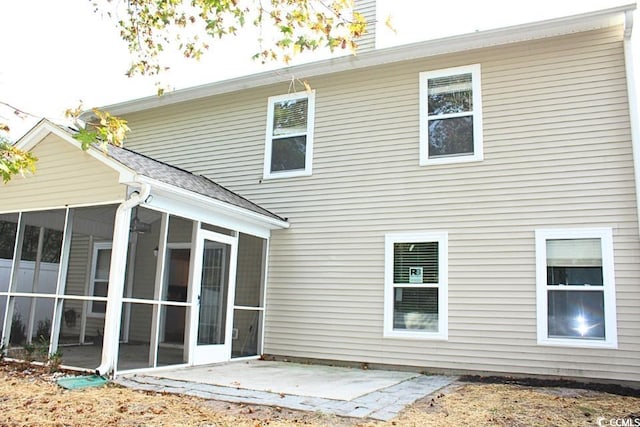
[105,144,285,223]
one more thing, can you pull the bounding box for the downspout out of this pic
[95,182,150,376]
[623,9,640,235]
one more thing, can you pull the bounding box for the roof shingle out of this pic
[106,144,285,222]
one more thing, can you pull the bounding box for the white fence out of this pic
[0,258,58,339]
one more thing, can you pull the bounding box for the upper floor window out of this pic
[419,64,483,165]
[535,228,617,348]
[263,90,315,179]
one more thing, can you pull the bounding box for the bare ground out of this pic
[0,362,638,426]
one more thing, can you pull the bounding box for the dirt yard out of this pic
[0,362,638,426]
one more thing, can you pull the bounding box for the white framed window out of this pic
[88,242,112,317]
[384,232,448,339]
[263,90,315,179]
[419,64,483,166]
[535,228,617,348]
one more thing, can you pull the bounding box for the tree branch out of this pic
[0,101,42,120]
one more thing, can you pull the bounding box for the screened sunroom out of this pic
[0,121,288,376]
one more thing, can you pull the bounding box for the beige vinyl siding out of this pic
[354,0,376,52]
[167,216,194,243]
[64,234,91,297]
[127,219,160,343]
[60,234,91,339]
[1,133,125,213]
[235,233,265,307]
[127,215,194,343]
[61,234,110,340]
[122,26,640,382]
[234,233,266,353]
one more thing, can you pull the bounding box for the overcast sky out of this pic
[0,0,633,139]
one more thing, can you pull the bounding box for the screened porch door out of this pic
[190,230,236,365]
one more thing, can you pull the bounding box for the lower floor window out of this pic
[384,232,448,339]
[535,228,617,348]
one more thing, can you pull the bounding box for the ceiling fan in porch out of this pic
[130,206,151,234]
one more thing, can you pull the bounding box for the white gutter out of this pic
[623,9,640,235]
[93,4,633,117]
[136,175,290,230]
[95,182,151,376]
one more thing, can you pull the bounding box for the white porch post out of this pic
[50,208,74,353]
[148,212,169,367]
[185,221,201,365]
[96,185,150,376]
[79,235,94,344]
[26,226,45,344]
[121,232,138,343]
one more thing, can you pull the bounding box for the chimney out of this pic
[354,0,376,52]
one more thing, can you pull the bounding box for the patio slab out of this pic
[155,360,418,400]
[115,360,457,421]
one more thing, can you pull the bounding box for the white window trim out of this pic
[535,228,618,349]
[419,64,483,166]
[384,232,448,340]
[263,90,316,179]
[87,241,112,318]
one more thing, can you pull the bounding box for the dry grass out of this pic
[397,382,639,427]
[0,363,638,426]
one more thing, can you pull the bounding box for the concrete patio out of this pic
[115,360,456,421]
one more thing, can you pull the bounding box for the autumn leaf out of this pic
[385,14,397,34]
[1,0,369,183]
[0,139,38,183]
[92,0,367,77]
[65,104,131,152]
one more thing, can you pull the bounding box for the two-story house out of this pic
[1,2,639,386]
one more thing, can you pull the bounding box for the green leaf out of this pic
[73,129,98,151]
[93,0,367,78]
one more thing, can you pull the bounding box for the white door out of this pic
[190,230,237,365]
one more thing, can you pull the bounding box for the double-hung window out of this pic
[419,64,483,165]
[384,232,448,339]
[264,90,315,179]
[88,242,111,317]
[535,229,617,348]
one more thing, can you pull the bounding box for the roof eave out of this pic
[136,175,290,230]
[95,3,635,116]
[15,119,137,183]
[15,120,289,230]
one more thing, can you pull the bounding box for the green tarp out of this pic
[56,375,108,390]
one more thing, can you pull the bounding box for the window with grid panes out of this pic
[264,91,315,179]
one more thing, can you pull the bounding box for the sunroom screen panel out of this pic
[0,213,18,293]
